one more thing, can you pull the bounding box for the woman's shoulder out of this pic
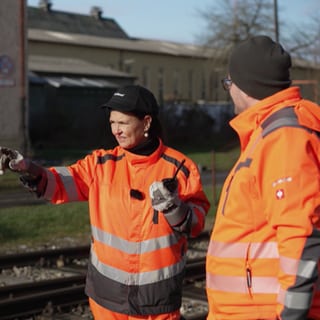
[162,145,196,167]
[91,145,122,156]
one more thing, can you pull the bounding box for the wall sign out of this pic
[0,54,15,86]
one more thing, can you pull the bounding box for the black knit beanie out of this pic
[229,35,292,100]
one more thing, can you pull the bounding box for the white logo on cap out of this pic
[114,93,125,97]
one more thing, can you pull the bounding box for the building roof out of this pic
[31,75,121,89]
[27,2,214,60]
[28,29,214,59]
[293,58,320,70]
[26,4,318,68]
[29,55,134,78]
[27,5,129,39]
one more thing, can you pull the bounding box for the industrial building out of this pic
[0,0,319,150]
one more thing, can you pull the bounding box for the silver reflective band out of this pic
[54,166,79,201]
[283,290,312,310]
[91,248,186,285]
[91,225,179,254]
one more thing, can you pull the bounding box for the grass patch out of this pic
[185,147,239,171]
[0,171,22,191]
[0,202,90,249]
[28,148,91,163]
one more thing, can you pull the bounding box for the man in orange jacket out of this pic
[206,35,320,319]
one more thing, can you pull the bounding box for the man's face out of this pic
[230,82,251,115]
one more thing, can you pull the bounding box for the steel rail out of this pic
[0,245,90,269]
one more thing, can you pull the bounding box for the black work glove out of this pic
[149,178,180,212]
[149,178,191,231]
[0,146,47,197]
[0,147,24,175]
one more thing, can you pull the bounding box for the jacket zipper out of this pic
[221,174,234,215]
[246,243,253,298]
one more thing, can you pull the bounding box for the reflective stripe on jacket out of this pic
[206,87,320,320]
[44,139,210,315]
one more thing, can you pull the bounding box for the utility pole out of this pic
[273,0,279,42]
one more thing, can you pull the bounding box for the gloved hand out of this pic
[149,178,180,212]
[0,147,24,175]
[0,146,47,197]
[0,149,9,175]
[149,178,192,232]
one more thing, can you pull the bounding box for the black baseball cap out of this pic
[102,85,159,116]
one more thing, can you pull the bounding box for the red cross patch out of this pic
[276,189,285,200]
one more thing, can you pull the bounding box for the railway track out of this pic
[0,232,209,320]
[0,245,90,270]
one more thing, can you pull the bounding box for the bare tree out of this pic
[283,15,320,64]
[195,0,320,103]
[196,0,274,53]
[196,0,320,64]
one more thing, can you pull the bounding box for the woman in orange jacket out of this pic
[206,36,320,320]
[0,85,210,320]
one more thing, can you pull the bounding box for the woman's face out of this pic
[109,110,151,149]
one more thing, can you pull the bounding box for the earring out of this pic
[144,131,149,138]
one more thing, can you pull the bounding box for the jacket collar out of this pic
[122,138,164,167]
[230,86,302,150]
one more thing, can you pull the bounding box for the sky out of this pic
[27,0,319,44]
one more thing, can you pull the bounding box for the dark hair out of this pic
[134,112,163,139]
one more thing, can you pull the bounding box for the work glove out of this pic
[0,146,47,197]
[149,178,192,232]
[0,147,24,175]
[149,178,180,212]
[0,146,39,175]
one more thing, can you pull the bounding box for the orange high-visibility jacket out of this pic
[206,87,320,320]
[43,139,210,315]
